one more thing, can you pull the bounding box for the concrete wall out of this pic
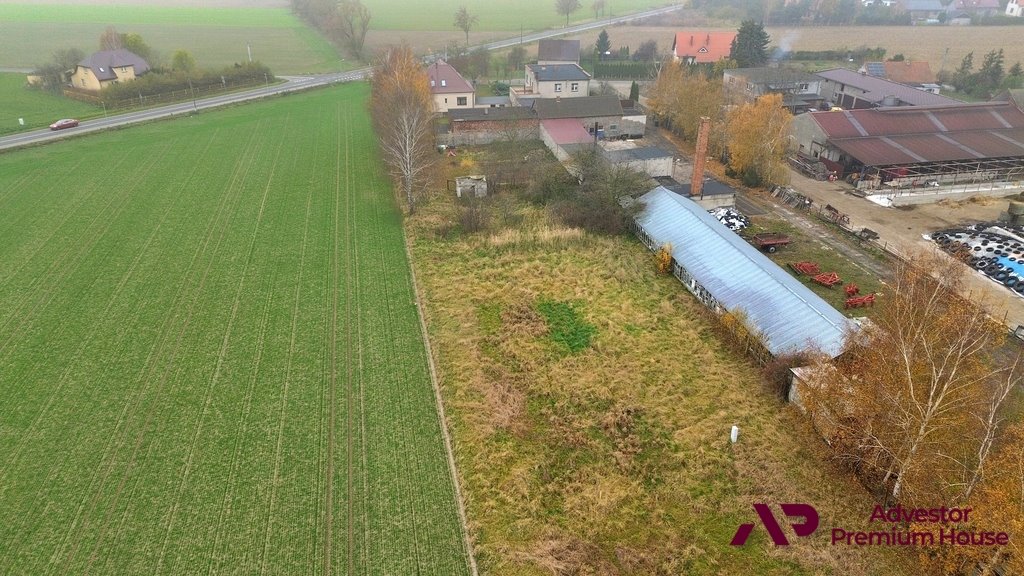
[868,182,1024,206]
[613,156,672,177]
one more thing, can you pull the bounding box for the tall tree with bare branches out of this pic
[803,250,1023,507]
[592,0,606,18]
[99,26,122,51]
[555,0,581,26]
[371,44,436,214]
[337,0,372,59]
[453,6,478,48]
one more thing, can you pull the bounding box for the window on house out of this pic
[441,79,446,87]
[555,83,562,92]
[457,96,467,106]
[570,82,579,92]
[799,83,809,91]
[444,98,448,104]
[609,124,618,130]
[430,80,435,87]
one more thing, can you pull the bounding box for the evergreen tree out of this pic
[596,29,611,56]
[629,80,639,101]
[729,20,770,68]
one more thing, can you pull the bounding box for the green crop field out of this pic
[0,83,471,575]
[362,0,666,31]
[0,73,99,135]
[0,5,345,73]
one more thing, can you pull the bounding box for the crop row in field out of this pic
[0,82,470,575]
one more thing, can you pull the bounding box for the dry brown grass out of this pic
[559,24,1024,77]
[406,149,919,575]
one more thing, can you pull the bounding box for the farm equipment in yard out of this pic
[789,261,820,275]
[845,294,876,309]
[812,272,843,288]
[750,232,791,253]
[845,283,860,297]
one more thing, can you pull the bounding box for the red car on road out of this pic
[49,119,79,131]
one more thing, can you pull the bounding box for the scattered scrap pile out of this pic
[790,260,877,309]
[931,223,1024,295]
[710,207,749,232]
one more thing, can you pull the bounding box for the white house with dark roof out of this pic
[512,63,591,104]
[426,59,475,113]
[69,49,150,92]
[1008,0,1023,17]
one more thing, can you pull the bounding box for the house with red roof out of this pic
[671,31,736,65]
[426,59,474,113]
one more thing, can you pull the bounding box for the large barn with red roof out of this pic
[790,101,1024,190]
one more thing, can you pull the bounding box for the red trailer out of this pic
[750,232,791,253]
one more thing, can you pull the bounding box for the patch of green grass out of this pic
[0,12,345,73]
[0,83,470,574]
[0,4,299,27]
[0,73,99,135]
[536,299,596,353]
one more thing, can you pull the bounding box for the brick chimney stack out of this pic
[691,116,711,197]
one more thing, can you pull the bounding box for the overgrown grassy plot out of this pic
[0,83,470,575]
[405,145,916,575]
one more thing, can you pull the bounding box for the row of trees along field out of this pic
[371,45,435,215]
[647,22,789,188]
[802,252,1024,575]
[289,0,371,59]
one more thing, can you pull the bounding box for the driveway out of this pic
[786,170,1024,328]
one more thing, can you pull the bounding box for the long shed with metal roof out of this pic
[790,101,1024,189]
[634,186,854,359]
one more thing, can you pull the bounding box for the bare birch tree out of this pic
[803,249,1023,507]
[371,44,436,215]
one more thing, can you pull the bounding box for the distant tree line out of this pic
[693,0,912,26]
[940,49,1024,98]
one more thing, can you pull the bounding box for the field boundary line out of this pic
[400,224,479,576]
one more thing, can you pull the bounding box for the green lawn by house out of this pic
[0,73,99,136]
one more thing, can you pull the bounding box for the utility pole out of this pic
[188,76,197,112]
[247,43,253,63]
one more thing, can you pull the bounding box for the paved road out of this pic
[0,3,683,153]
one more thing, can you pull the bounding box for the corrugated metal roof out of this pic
[533,95,623,119]
[815,68,957,106]
[808,103,1024,166]
[635,187,853,358]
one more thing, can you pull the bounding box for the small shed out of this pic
[455,175,488,198]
